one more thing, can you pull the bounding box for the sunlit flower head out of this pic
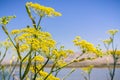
[73,36,102,56]
[26,2,62,17]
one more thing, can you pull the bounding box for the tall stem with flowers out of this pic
[0,2,76,80]
[103,29,119,80]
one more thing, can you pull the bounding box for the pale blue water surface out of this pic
[0,68,120,80]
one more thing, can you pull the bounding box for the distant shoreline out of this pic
[2,63,120,68]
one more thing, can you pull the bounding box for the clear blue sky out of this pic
[0,0,120,52]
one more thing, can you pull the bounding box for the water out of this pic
[0,68,120,80]
[47,68,120,80]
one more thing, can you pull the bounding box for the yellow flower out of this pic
[26,2,62,17]
[2,40,13,49]
[33,55,44,62]
[52,49,60,58]
[116,50,120,55]
[107,29,119,36]
[81,65,94,74]
[103,39,112,45]
[57,60,67,67]
[0,16,16,25]
[107,50,120,56]
[39,71,48,77]
[11,29,20,35]
[19,44,29,52]
[73,36,102,56]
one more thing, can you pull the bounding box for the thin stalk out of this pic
[8,59,19,80]
[52,54,83,73]
[53,57,96,73]
[0,48,7,64]
[62,69,75,80]
[2,26,21,60]
[37,16,42,30]
[53,61,73,72]
[44,71,52,80]
[25,5,37,29]
[110,36,116,80]
[21,50,32,62]
[54,70,60,77]
[2,26,16,47]
[111,36,114,51]
[2,66,5,80]
[44,61,57,80]
[33,52,37,80]
[111,54,117,80]
[88,73,90,80]
[20,48,32,79]
[21,51,32,80]
[19,61,22,80]
[36,58,49,75]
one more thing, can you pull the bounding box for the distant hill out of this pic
[1,52,120,68]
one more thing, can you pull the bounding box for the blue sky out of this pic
[0,0,120,52]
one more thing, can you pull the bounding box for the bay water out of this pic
[0,68,120,80]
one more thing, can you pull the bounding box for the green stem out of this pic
[36,58,49,75]
[52,53,84,73]
[54,70,60,77]
[62,69,75,80]
[2,66,5,80]
[25,5,37,29]
[53,61,72,73]
[8,59,19,80]
[44,61,57,80]
[44,71,52,80]
[2,26,15,47]
[33,52,37,80]
[110,35,116,80]
[53,57,96,73]
[21,51,32,80]
[0,48,7,64]
[19,61,22,80]
[37,16,42,30]
[88,73,90,80]
[2,26,21,60]
[111,54,117,80]
[21,50,32,62]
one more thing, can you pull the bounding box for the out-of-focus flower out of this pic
[103,39,112,45]
[81,65,94,74]
[107,29,119,36]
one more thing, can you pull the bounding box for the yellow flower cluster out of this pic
[26,2,62,17]
[30,64,42,73]
[11,29,20,35]
[2,39,13,49]
[107,50,120,56]
[52,48,74,59]
[81,65,94,74]
[107,29,119,36]
[56,60,67,67]
[33,55,44,62]
[73,36,101,56]
[11,28,56,54]
[103,39,112,45]
[0,16,16,25]
[19,44,29,52]
[39,71,60,80]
